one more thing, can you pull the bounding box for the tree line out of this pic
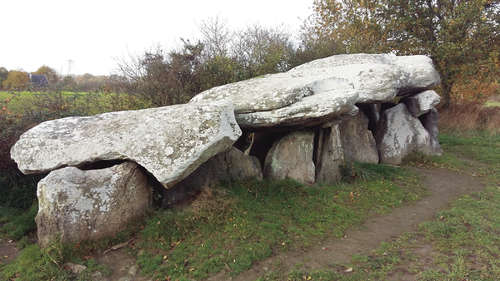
[0,66,127,93]
[119,0,499,108]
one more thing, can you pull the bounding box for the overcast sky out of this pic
[1,0,312,75]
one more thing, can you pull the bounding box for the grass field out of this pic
[0,90,151,116]
[485,101,500,107]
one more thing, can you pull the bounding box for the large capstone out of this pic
[376,104,433,165]
[11,101,241,187]
[36,162,151,247]
[263,130,316,184]
[403,90,441,117]
[339,110,379,164]
[315,124,344,184]
[190,54,440,129]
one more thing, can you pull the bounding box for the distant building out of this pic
[29,73,49,88]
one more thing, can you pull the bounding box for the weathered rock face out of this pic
[162,147,262,206]
[36,162,151,247]
[339,111,379,164]
[420,108,443,155]
[404,90,441,117]
[264,130,315,184]
[376,104,433,164]
[190,54,440,129]
[236,82,359,128]
[393,56,441,94]
[207,147,263,183]
[315,125,344,184]
[11,101,241,187]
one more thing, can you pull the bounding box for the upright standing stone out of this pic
[264,131,316,184]
[316,124,344,184]
[376,104,432,165]
[36,162,151,247]
[339,111,379,164]
[420,108,443,155]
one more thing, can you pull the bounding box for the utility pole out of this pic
[67,59,74,75]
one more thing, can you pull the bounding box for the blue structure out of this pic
[29,74,49,88]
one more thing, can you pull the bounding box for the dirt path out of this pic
[209,167,485,281]
[0,238,18,266]
[96,247,150,281]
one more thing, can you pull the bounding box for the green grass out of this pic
[0,203,37,240]
[0,90,151,115]
[0,244,69,281]
[258,131,500,281]
[485,101,500,107]
[439,132,500,165]
[135,164,424,280]
[259,183,500,281]
[0,242,112,281]
[0,164,424,281]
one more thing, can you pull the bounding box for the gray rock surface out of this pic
[36,162,151,247]
[236,82,359,128]
[190,53,440,128]
[404,90,441,117]
[315,124,344,184]
[264,130,315,184]
[393,56,441,93]
[11,101,241,187]
[340,111,379,164]
[420,108,443,155]
[376,104,432,165]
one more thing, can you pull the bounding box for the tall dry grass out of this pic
[439,102,500,134]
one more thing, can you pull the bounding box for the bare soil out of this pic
[96,247,150,281]
[0,238,18,265]
[208,167,484,281]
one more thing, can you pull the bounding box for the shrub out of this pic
[439,102,500,134]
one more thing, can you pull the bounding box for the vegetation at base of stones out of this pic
[0,214,143,280]
[0,242,113,281]
[136,165,423,280]
[257,131,500,281]
[0,163,423,280]
[306,0,499,107]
